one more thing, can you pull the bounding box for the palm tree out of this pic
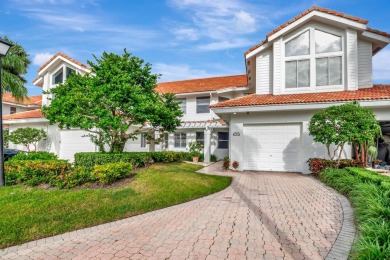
[0,36,30,100]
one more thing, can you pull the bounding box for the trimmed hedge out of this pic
[5,160,72,187]
[10,152,58,161]
[74,151,191,168]
[93,162,133,184]
[307,158,361,176]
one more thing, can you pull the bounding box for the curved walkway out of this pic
[0,162,355,259]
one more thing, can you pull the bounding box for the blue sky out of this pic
[1,0,390,95]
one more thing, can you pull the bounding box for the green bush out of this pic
[92,162,133,184]
[307,158,361,176]
[56,166,96,189]
[320,167,390,259]
[74,152,189,168]
[5,160,72,186]
[210,154,218,162]
[10,152,58,161]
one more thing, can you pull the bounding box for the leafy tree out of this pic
[0,36,30,100]
[309,102,381,166]
[8,127,47,152]
[43,50,182,153]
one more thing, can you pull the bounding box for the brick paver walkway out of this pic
[1,162,354,259]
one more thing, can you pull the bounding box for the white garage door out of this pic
[243,124,301,172]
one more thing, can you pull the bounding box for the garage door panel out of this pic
[243,124,301,172]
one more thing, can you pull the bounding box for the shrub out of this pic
[10,151,58,161]
[56,166,96,189]
[320,167,390,259]
[222,157,230,171]
[210,154,218,162]
[232,161,239,170]
[74,152,188,168]
[92,162,133,184]
[5,160,72,186]
[307,158,361,176]
[74,152,153,168]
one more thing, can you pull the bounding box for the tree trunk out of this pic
[336,143,345,168]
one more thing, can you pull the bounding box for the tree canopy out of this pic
[0,36,30,100]
[43,50,183,152]
[8,127,47,152]
[309,102,381,165]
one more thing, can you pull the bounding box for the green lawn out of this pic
[0,162,231,248]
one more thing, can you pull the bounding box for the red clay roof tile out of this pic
[3,94,42,106]
[211,85,390,108]
[37,52,91,73]
[245,6,388,56]
[3,109,44,120]
[156,75,248,94]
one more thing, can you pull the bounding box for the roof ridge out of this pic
[37,52,91,73]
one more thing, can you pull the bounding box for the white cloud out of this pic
[172,28,199,41]
[197,39,250,51]
[373,49,390,81]
[154,63,222,82]
[33,52,54,66]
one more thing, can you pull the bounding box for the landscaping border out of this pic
[312,178,356,260]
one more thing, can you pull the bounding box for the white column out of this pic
[204,129,211,162]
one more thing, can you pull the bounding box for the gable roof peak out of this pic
[37,52,91,73]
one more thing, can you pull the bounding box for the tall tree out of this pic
[0,36,30,100]
[43,50,183,153]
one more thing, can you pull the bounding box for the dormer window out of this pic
[52,66,76,85]
[53,69,63,85]
[284,28,343,90]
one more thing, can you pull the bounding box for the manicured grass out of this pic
[0,163,231,248]
[319,167,390,259]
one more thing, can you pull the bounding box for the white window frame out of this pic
[52,66,64,86]
[196,97,210,114]
[282,27,344,93]
[176,98,186,114]
[174,133,186,148]
[141,133,147,148]
[217,132,229,149]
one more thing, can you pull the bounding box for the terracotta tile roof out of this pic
[366,27,390,38]
[211,85,390,108]
[245,6,388,55]
[2,94,42,106]
[3,109,44,120]
[37,52,91,73]
[156,75,248,94]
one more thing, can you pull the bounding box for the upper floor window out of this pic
[10,107,16,114]
[176,98,186,114]
[284,28,343,89]
[196,97,210,113]
[66,67,76,78]
[53,69,63,85]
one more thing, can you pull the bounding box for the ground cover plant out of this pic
[319,167,390,259]
[0,162,231,248]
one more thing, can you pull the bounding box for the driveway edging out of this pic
[313,178,356,260]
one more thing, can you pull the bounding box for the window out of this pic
[284,28,343,89]
[66,67,75,78]
[218,97,229,103]
[315,30,341,54]
[316,57,342,86]
[285,30,310,57]
[174,133,186,148]
[217,132,229,149]
[196,97,210,113]
[10,107,16,114]
[53,69,63,85]
[176,98,186,114]
[164,133,169,149]
[286,60,310,88]
[141,133,147,148]
[196,132,204,146]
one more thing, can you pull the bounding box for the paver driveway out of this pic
[1,162,354,260]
